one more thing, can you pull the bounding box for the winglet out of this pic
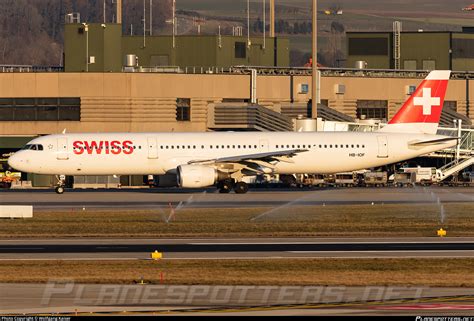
[62,128,67,134]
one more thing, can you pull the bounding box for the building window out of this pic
[348,37,389,56]
[444,101,457,111]
[0,98,80,121]
[176,98,191,121]
[235,42,247,59]
[356,100,388,120]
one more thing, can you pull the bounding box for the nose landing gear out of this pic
[55,175,66,194]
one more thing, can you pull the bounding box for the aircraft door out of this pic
[56,137,69,160]
[147,137,159,159]
[259,139,269,152]
[377,136,389,158]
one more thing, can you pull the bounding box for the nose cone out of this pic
[8,152,25,171]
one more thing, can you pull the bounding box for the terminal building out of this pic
[1,16,473,187]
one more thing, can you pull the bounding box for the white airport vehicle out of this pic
[8,71,458,194]
[401,167,442,185]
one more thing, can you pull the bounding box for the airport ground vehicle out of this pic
[0,171,21,188]
[335,172,357,187]
[363,172,388,187]
[392,172,416,187]
[401,167,441,186]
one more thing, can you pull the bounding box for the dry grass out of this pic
[1,258,473,286]
[0,203,473,238]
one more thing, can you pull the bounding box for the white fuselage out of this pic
[9,132,456,176]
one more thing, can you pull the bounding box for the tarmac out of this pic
[1,187,473,315]
[0,186,473,209]
[1,238,474,260]
[1,283,474,315]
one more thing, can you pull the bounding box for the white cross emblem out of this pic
[413,88,440,116]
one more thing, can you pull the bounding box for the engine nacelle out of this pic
[177,165,218,188]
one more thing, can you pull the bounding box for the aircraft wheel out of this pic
[55,186,65,194]
[234,182,249,194]
[219,180,233,193]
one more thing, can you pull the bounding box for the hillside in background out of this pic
[1,0,473,66]
[0,0,171,66]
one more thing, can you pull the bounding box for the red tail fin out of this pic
[380,70,451,134]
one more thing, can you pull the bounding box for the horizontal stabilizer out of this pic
[409,137,459,147]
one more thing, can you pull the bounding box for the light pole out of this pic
[82,23,89,72]
[247,0,250,48]
[311,0,319,119]
[172,0,176,48]
[263,0,266,49]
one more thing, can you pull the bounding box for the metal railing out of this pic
[4,63,474,80]
[0,65,64,73]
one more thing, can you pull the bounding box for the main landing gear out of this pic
[217,179,249,194]
[55,175,66,194]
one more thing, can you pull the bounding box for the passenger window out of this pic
[351,145,354,148]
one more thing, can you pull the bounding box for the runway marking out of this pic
[288,250,474,253]
[95,246,130,249]
[0,247,44,250]
[190,241,474,245]
[371,304,474,310]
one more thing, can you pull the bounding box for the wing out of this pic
[188,149,308,174]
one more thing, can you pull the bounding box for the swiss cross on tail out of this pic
[379,70,451,134]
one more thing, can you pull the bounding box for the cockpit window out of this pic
[21,144,44,151]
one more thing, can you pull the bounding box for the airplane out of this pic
[8,70,457,194]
